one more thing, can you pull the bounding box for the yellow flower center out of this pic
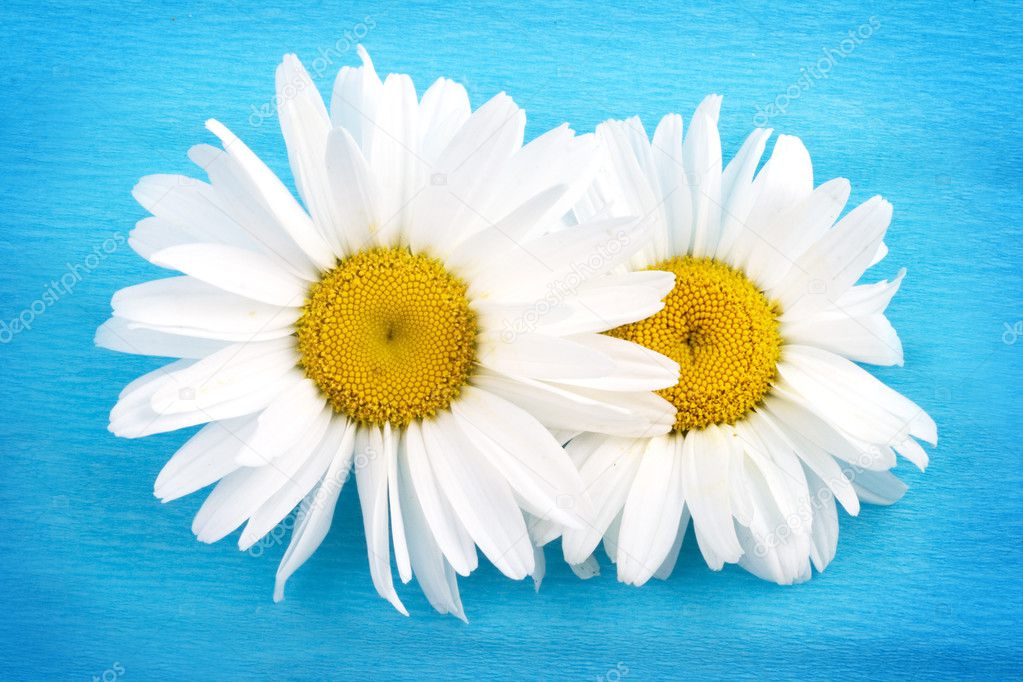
[296,247,478,427]
[608,256,782,432]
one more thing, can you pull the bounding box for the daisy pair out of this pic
[98,48,935,619]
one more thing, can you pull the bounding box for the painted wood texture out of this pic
[1,1,1019,678]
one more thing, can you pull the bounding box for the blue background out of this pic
[1,1,1020,679]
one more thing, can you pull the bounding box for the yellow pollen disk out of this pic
[608,256,782,433]
[296,247,479,428]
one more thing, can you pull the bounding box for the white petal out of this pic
[550,333,679,392]
[96,317,229,359]
[111,358,188,409]
[804,465,839,572]
[421,412,534,579]
[651,113,693,258]
[186,145,321,282]
[147,338,298,416]
[366,73,423,245]
[484,125,599,240]
[129,216,195,261]
[569,555,601,580]
[205,119,335,270]
[595,117,665,263]
[476,332,615,382]
[409,93,525,251]
[773,177,851,269]
[734,418,809,530]
[749,408,860,515]
[470,369,672,438]
[114,322,294,344]
[329,45,382,148]
[871,241,888,266]
[470,298,573,337]
[652,505,690,581]
[783,310,903,367]
[353,426,408,615]
[778,344,936,446]
[111,276,300,338]
[108,359,189,429]
[233,378,327,466]
[720,128,772,218]
[274,423,357,601]
[451,387,591,532]
[131,175,224,242]
[726,436,755,526]
[239,416,350,550]
[729,134,814,270]
[154,415,254,502]
[385,424,413,584]
[763,394,881,470]
[783,268,906,366]
[445,184,572,279]
[616,435,686,586]
[531,535,548,588]
[772,196,893,319]
[743,177,850,290]
[275,54,339,257]
[403,422,476,576]
[468,216,642,301]
[894,436,929,471]
[525,512,561,550]
[849,467,908,505]
[735,422,814,583]
[684,95,723,257]
[191,407,331,544]
[418,77,471,163]
[324,127,384,254]
[149,243,309,307]
[603,513,623,563]
[131,174,294,266]
[827,268,906,317]
[561,434,645,562]
[681,426,743,567]
[733,457,808,585]
[714,128,773,261]
[395,437,467,620]
[109,365,302,438]
[535,270,674,337]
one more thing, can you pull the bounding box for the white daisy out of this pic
[557,96,937,586]
[96,48,680,618]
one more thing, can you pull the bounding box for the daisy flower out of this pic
[558,96,937,586]
[96,48,680,618]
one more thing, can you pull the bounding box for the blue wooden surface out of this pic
[1,1,1020,678]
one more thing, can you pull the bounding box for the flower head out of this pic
[558,96,936,586]
[97,49,680,618]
